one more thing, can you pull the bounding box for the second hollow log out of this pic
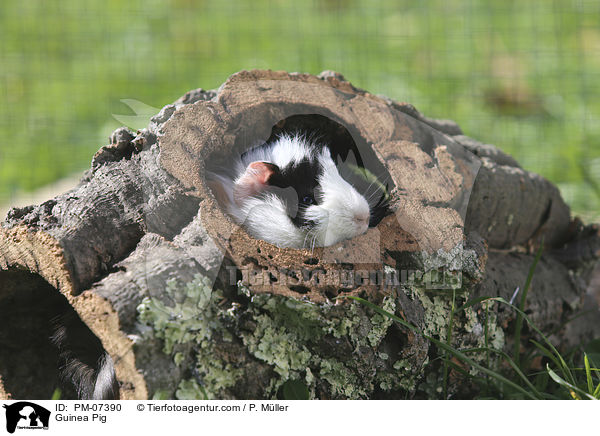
[0,70,598,399]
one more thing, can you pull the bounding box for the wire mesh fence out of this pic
[1,0,599,220]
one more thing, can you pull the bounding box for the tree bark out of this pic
[1,70,599,400]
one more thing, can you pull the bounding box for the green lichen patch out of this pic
[137,274,246,399]
[239,291,406,399]
[175,379,208,400]
[136,270,499,399]
[318,359,368,398]
[137,274,223,354]
[197,359,244,399]
[377,358,418,392]
[243,313,313,380]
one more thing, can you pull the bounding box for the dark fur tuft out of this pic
[50,312,119,400]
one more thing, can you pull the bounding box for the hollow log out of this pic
[1,70,599,400]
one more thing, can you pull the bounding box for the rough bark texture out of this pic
[1,70,599,400]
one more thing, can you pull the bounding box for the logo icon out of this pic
[3,402,50,433]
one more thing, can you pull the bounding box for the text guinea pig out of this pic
[208,134,387,249]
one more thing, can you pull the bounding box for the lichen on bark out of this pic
[134,252,509,400]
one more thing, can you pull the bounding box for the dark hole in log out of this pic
[372,325,411,399]
[289,285,310,294]
[215,258,245,302]
[0,269,109,399]
[266,114,365,166]
[280,268,299,282]
[324,287,340,300]
[242,256,261,267]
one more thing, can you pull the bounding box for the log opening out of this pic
[206,113,395,230]
[0,269,110,399]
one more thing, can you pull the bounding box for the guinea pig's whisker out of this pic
[312,232,319,254]
[367,177,390,198]
[302,229,313,250]
[310,232,319,254]
[362,178,383,197]
[364,177,378,191]
[366,188,381,202]
[365,188,386,205]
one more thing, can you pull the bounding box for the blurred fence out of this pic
[0,0,599,220]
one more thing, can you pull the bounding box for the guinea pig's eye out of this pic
[302,195,314,205]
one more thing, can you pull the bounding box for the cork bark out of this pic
[0,70,598,400]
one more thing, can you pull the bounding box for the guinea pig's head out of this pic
[303,147,371,247]
[232,140,371,249]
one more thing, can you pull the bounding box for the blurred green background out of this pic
[1,0,599,220]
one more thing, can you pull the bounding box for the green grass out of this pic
[349,296,600,399]
[1,0,599,219]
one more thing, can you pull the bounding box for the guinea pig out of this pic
[207,133,388,249]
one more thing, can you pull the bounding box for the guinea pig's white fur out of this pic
[207,134,371,249]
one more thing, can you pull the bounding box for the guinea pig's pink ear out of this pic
[233,161,280,205]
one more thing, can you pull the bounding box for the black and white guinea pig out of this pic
[207,133,387,249]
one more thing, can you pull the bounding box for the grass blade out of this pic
[529,339,563,369]
[495,298,576,384]
[547,365,596,400]
[461,346,542,398]
[442,288,457,399]
[346,295,539,399]
[585,354,593,395]
[514,242,544,368]
[455,296,493,313]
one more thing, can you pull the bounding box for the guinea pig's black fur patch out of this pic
[267,157,323,228]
